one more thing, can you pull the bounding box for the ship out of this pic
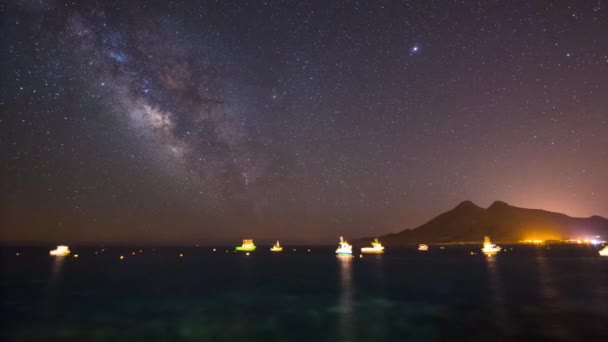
[235,239,256,252]
[418,244,429,251]
[49,245,71,256]
[361,238,384,254]
[335,236,353,255]
[270,240,283,252]
[599,246,608,256]
[481,236,501,256]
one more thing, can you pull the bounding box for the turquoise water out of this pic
[2,245,607,341]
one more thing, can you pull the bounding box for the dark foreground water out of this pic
[2,245,608,341]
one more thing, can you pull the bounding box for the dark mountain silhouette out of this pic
[361,201,608,245]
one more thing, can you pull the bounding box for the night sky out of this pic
[1,1,607,244]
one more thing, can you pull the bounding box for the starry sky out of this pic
[1,0,607,244]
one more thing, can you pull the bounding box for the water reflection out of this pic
[50,255,66,282]
[485,255,509,336]
[338,254,354,342]
[536,254,575,340]
[589,258,608,317]
[46,255,67,315]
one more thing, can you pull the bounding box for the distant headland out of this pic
[358,200,608,246]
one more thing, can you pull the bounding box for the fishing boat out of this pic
[361,238,385,254]
[481,236,501,256]
[418,244,429,251]
[270,240,283,252]
[599,246,608,256]
[50,245,71,256]
[235,239,256,252]
[335,236,353,255]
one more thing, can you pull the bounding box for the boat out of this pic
[335,236,353,255]
[49,245,71,256]
[235,239,256,252]
[418,244,429,251]
[599,246,608,256]
[361,238,385,254]
[270,240,283,252]
[481,236,501,256]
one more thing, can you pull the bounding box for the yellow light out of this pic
[120,255,124,260]
[74,254,79,258]
[522,239,544,244]
[179,253,184,257]
[307,249,311,252]
[359,254,363,258]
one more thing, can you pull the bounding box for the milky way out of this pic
[1,1,607,243]
[64,10,270,201]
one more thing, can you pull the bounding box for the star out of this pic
[410,45,420,55]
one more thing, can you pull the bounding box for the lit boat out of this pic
[361,238,384,254]
[235,239,256,252]
[49,245,71,256]
[481,236,501,256]
[270,240,283,252]
[336,236,353,255]
[418,244,429,251]
[599,246,608,256]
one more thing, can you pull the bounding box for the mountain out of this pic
[361,201,608,245]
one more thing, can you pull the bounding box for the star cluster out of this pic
[1,1,607,244]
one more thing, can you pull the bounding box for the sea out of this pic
[1,244,607,341]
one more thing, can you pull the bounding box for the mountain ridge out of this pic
[359,200,608,245]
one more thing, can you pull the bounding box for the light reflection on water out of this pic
[590,258,608,316]
[50,255,66,282]
[338,254,354,342]
[536,254,576,340]
[46,255,66,314]
[485,255,510,336]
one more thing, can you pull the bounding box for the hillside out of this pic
[361,201,608,245]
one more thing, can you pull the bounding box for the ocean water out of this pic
[2,245,607,341]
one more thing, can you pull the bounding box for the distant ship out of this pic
[235,239,256,252]
[481,236,501,256]
[335,236,353,255]
[50,245,71,256]
[599,246,608,256]
[270,241,283,252]
[361,238,385,254]
[418,244,429,251]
